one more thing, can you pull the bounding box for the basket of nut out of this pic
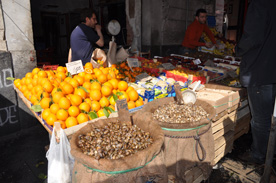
[70,112,168,183]
[136,97,216,182]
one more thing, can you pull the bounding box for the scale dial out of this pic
[107,20,121,36]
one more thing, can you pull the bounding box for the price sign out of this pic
[162,63,175,70]
[127,58,140,71]
[193,59,201,65]
[116,99,131,125]
[66,60,84,75]
[135,72,150,81]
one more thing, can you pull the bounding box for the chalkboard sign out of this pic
[0,52,20,137]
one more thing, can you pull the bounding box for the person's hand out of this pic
[205,42,213,48]
[95,24,102,32]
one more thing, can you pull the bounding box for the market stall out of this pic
[11,48,250,182]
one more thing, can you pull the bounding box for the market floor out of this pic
[0,122,275,183]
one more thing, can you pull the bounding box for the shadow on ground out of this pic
[0,124,49,183]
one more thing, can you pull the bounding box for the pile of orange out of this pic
[13,62,144,129]
[112,61,144,82]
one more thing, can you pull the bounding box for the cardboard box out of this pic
[196,89,229,114]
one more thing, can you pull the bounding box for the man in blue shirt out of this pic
[70,9,104,65]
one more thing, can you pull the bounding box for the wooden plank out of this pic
[185,167,204,183]
[213,123,235,140]
[214,138,234,157]
[212,117,235,134]
[213,141,233,165]
[214,130,235,150]
[234,127,250,141]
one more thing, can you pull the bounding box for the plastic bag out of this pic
[46,127,74,183]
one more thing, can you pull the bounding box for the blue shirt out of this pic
[70,24,100,65]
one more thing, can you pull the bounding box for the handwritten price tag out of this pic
[116,99,131,125]
[66,60,84,75]
[127,58,140,71]
[193,59,201,65]
[161,63,175,70]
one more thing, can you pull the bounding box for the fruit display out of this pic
[153,101,208,123]
[13,63,144,129]
[77,121,153,160]
[113,61,144,82]
[141,59,162,68]
[202,28,236,56]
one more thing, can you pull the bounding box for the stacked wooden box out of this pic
[197,84,250,165]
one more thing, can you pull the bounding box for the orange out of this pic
[97,109,105,117]
[30,95,39,105]
[56,72,66,81]
[69,94,82,106]
[74,75,84,86]
[56,109,69,121]
[69,78,79,88]
[23,90,32,100]
[32,68,40,75]
[58,97,71,110]
[46,113,57,126]
[21,77,26,85]
[107,71,116,80]
[37,70,47,78]
[82,82,91,91]
[135,99,144,107]
[14,79,21,88]
[103,82,113,90]
[101,85,112,97]
[25,77,32,85]
[84,62,93,69]
[118,92,130,102]
[94,70,103,78]
[56,66,66,73]
[97,74,107,84]
[42,108,51,120]
[54,120,66,129]
[108,79,119,89]
[74,88,87,99]
[90,89,102,101]
[34,85,43,93]
[79,102,90,112]
[90,81,101,90]
[61,83,74,95]
[64,77,72,83]
[25,72,33,78]
[84,98,92,105]
[50,103,60,114]
[40,98,51,109]
[91,101,101,112]
[127,101,136,109]
[37,91,50,99]
[65,117,78,128]
[27,83,34,91]
[68,106,80,117]
[77,113,89,124]
[78,72,86,78]
[99,97,110,108]
[102,68,109,75]
[109,96,116,106]
[126,86,135,93]
[118,81,128,91]
[43,81,54,93]
[31,78,38,86]
[52,92,64,104]
[128,90,139,101]
[19,85,28,93]
[84,73,94,82]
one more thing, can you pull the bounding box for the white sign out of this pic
[127,58,140,71]
[162,63,175,70]
[193,59,201,65]
[135,72,150,81]
[66,60,84,75]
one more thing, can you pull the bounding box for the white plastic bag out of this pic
[46,127,74,183]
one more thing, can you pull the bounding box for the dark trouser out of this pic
[247,84,276,162]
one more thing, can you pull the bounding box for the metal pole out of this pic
[260,98,276,183]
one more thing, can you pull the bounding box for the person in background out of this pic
[69,8,104,64]
[179,9,217,54]
[236,0,276,164]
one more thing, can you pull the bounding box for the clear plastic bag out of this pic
[46,127,74,183]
